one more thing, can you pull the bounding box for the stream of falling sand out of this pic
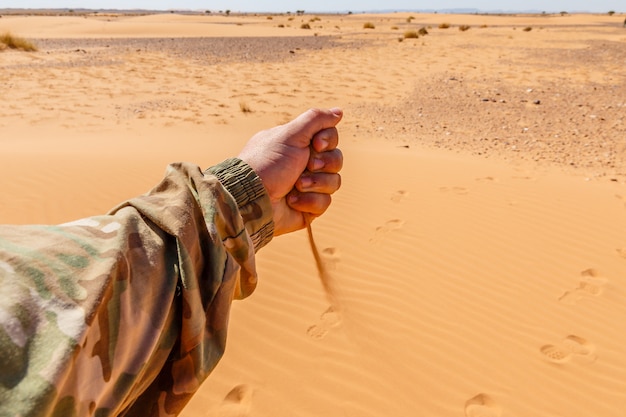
[304,215,342,316]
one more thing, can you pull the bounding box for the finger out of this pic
[288,191,332,216]
[296,172,342,194]
[311,126,339,152]
[308,148,343,173]
[286,108,343,147]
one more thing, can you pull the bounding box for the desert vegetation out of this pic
[239,101,252,113]
[0,32,37,51]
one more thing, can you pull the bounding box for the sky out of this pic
[1,0,624,13]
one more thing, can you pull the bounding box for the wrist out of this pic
[205,158,274,250]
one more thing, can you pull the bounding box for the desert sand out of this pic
[1,11,626,417]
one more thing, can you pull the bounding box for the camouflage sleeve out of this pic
[0,159,274,417]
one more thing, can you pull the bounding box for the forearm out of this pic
[0,160,273,416]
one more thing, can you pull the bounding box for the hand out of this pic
[238,108,343,236]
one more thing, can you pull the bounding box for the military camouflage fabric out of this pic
[0,158,274,417]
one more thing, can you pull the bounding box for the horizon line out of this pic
[0,7,623,14]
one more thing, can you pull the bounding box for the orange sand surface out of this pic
[2,11,626,417]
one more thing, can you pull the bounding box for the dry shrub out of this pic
[363,22,375,29]
[391,25,399,30]
[523,26,532,32]
[403,30,419,39]
[439,22,450,29]
[418,27,429,35]
[0,32,37,51]
[300,23,311,29]
[459,25,471,31]
[239,101,252,113]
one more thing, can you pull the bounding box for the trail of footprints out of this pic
[308,189,410,339]
[461,178,615,414]
[543,269,608,366]
[310,185,619,415]
[466,268,607,414]
[369,190,409,244]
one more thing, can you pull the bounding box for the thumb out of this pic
[285,108,343,146]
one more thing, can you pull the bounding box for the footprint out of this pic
[511,175,535,181]
[306,307,341,340]
[370,219,405,243]
[464,393,502,417]
[217,385,253,417]
[540,335,597,365]
[439,186,469,195]
[540,344,572,364]
[562,335,597,363]
[558,268,608,304]
[616,248,626,259]
[321,247,341,270]
[578,269,609,296]
[377,219,404,232]
[475,176,496,182]
[306,324,327,340]
[391,189,408,203]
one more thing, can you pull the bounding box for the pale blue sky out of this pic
[1,1,624,13]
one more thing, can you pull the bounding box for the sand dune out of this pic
[1,11,626,417]
[186,143,626,416]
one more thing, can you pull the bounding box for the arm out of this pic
[0,108,343,417]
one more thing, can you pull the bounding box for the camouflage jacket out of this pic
[0,158,274,417]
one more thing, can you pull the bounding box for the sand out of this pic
[2,11,626,417]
